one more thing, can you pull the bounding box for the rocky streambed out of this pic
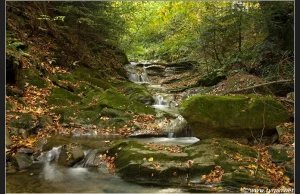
[6,60,294,193]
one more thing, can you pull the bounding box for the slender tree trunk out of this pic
[213,28,222,67]
[238,14,242,53]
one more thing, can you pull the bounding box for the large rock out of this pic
[107,138,274,189]
[180,95,291,139]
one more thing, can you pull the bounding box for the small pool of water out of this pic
[6,162,187,193]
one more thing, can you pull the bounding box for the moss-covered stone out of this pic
[180,95,291,139]
[6,87,23,97]
[107,138,272,188]
[38,115,53,127]
[81,91,103,104]
[7,112,36,130]
[112,81,154,105]
[6,102,15,110]
[100,107,131,118]
[268,145,293,163]
[72,67,114,91]
[18,67,48,88]
[90,89,156,115]
[47,87,82,106]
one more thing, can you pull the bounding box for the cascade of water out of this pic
[75,149,98,168]
[37,146,61,163]
[125,63,150,84]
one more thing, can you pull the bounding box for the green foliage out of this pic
[119,1,293,80]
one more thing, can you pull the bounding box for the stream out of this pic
[6,61,201,193]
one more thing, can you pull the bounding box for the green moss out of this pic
[88,89,155,115]
[81,91,103,104]
[268,146,291,163]
[51,105,89,123]
[230,169,273,187]
[100,107,131,118]
[7,112,36,130]
[180,95,291,139]
[6,102,15,110]
[80,77,113,90]
[112,81,154,104]
[19,67,47,88]
[75,110,101,124]
[47,88,82,106]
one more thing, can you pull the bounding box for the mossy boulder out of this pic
[7,112,36,130]
[51,105,100,125]
[112,81,154,105]
[90,89,155,115]
[268,145,293,163]
[180,95,291,139]
[18,67,48,88]
[107,138,273,188]
[47,87,82,106]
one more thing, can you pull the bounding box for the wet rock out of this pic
[180,95,291,139]
[12,153,33,169]
[57,144,84,167]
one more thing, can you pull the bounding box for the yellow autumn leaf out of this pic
[148,157,154,162]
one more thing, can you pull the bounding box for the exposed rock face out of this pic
[180,95,291,139]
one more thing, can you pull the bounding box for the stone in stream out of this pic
[11,153,33,169]
[107,138,275,189]
[57,144,84,167]
[180,95,291,140]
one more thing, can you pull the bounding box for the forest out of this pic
[6,1,294,193]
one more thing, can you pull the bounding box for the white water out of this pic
[125,62,150,83]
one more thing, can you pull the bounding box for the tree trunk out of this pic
[213,28,222,67]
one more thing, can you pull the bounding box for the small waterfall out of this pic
[153,93,177,107]
[168,132,174,138]
[125,63,150,84]
[37,146,61,163]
